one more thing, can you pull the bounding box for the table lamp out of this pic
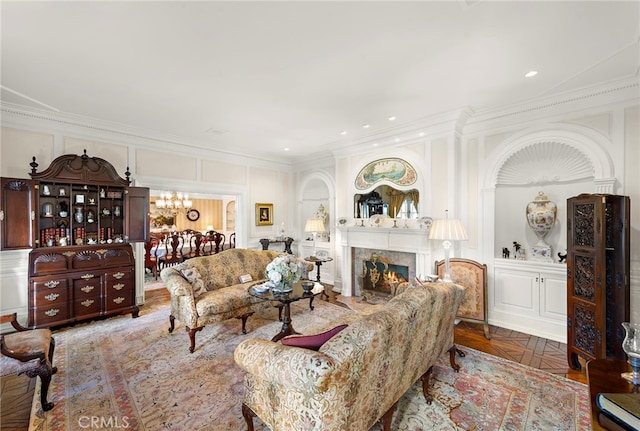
[428,210,468,282]
[304,218,326,257]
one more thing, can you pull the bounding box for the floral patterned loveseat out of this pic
[234,281,466,431]
[160,248,283,353]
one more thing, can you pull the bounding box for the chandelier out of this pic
[155,192,193,216]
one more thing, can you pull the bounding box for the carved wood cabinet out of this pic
[28,244,139,328]
[566,193,630,370]
[0,150,149,328]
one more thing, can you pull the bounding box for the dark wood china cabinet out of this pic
[566,194,630,370]
[0,150,149,328]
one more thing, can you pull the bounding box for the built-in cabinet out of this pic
[0,150,149,328]
[566,194,630,370]
[493,259,567,342]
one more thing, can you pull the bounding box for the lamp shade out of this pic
[428,218,468,241]
[304,218,326,233]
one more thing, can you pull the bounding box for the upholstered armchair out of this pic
[436,258,491,339]
[0,313,58,411]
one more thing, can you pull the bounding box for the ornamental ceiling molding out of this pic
[484,124,615,189]
[465,77,639,135]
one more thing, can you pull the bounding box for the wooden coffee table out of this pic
[248,281,322,342]
[586,358,635,431]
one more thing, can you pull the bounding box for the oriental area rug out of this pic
[29,290,591,431]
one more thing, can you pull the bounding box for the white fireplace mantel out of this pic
[337,226,434,296]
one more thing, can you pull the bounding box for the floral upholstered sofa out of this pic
[160,248,284,353]
[234,281,466,431]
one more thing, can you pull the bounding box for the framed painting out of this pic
[256,203,273,226]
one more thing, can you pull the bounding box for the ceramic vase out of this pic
[526,192,557,247]
[74,207,84,223]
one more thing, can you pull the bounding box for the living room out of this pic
[1,1,639,430]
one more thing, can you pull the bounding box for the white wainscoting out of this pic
[492,258,567,343]
[0,249,30,326]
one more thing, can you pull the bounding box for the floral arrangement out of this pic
[266,254,305,289]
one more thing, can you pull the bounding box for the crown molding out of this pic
[464,77,639,135]
[329,107,473,160]
[0,102,293,169]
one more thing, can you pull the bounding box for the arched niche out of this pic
[481,124,616,262]
[298,171,335,241]
[351,155,425,219]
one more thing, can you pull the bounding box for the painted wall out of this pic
[0,116,293,321]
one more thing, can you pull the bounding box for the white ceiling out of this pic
[1,1,639,162]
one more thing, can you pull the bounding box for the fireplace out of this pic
[353,248,415,297]
[337,226,434,296]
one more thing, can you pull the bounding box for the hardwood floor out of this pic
[0,287,589,430]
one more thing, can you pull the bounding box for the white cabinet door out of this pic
[492,259,567,342]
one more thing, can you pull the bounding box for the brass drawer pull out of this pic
[44,293,59,301]
[112,283,125,290]
[81,273,95,280]
[44,309,59,317]
[44,280,60,288]
[81,285,95,293]
[113,297,125,304]
[81,299,95,307]
[113,272,125,279]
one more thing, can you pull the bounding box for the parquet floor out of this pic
[0,287,588,430]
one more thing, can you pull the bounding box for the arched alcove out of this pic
[478,124,618,343]
[482,124,616,263]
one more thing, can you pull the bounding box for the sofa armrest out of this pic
[161,267,194,297]
[234,338,335,392]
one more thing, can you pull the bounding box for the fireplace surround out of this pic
[337,226,434,296]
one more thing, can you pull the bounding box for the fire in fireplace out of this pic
[359,253,410,297]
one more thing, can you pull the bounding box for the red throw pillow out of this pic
[281,324,348,350]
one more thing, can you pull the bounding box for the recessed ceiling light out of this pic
[283,147,289,151]
[394,138,400,143]
[388,116,396,121]
[525,70,538,78]
[362,124,370,129]
[419,132,425,137]
[373,143,378,147]
[340,130,347,135]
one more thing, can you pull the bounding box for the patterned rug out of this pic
[29,291,591,431]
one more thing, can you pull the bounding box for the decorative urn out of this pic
[526,191,557,261]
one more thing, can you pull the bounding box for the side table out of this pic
[586,358,635,431]
[305,256,333,300]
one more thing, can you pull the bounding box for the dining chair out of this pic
[228,232,236,249]
[144,237,160,280]
[184,232,204,259]
[158,233,185,268]
[213,232,226,254]
[1,313,58,411]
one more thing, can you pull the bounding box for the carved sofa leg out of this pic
[448,346,461,372]
[241,403,256,431]
[168,315,175,333]
[420,366,434,404]
[186,326,204,353]
[236,313,254,334]
[380,401,397,431]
